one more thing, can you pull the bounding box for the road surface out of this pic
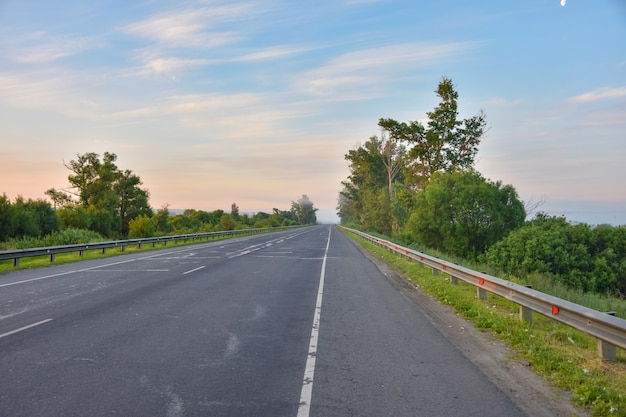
[0,225,566,416]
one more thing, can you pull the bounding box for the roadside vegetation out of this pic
[0,149,318,251]
[0,228,281,273]
[337,77,626,415]
[346,231,626,417]
[337,77,625,300]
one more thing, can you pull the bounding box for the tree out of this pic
[0,195,59,240]
[152,205,171,235]
[128,214,155,238]
[230,203,240,222]
[405,170,526,259]
[115,169,151,237]
[485,215,626,294]
[338,136,388,228]
[219,214,236,230]
[0,194,17,241]
[21,197,59,236]
[49,152,151,238]
[291,195,318,224]
[56,205,92,230]
[339,78,487,234]
[45,188,72,208]
[379,77,487,189]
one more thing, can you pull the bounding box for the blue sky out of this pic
[1,0,625,224]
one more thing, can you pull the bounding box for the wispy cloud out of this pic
[0,72,73,111]
[120,3,255,48]
[136,56,212,79]
[166,93,310,140]
[233,46,309,62]
[296,42,476,97]
[127,45,307,79]
[2,31,104,63]
[569,87,626,104]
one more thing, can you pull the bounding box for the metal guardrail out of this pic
[0,226,297,267]
[343,227,626,361]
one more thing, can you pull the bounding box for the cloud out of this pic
[233,46,309,62]
[137,56,213,78]
[0,72,72,111]
[2,31,104,63]
[120,3,255,48]
[569,87,626,104]
[296,42,475,97]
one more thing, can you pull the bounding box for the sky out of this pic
[1,0,625,225]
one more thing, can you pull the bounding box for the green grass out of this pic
[0,233,244,273]
[345,230,626,417]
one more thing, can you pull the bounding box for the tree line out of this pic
[337,77,625,296]
[1,152,317,246]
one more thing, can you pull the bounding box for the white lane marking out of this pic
[297,227,331,417]
[0,257,141,288]
[0,270,78,288]
[89,269,170,272]
[183,266,206,275]
[0,318,53,339]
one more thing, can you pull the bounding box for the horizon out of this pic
[1,0,624,226]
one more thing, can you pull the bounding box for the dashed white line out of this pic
[182,266,206,275]
[297,227,331,417]
[0,319,53,339]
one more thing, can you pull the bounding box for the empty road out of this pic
[0,225,545,416]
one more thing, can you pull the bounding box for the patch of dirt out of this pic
[359,246,590,417]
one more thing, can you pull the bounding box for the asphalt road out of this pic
[0,225,532,417]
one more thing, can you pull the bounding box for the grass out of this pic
[0,233,244,273]
[345,230,626,417]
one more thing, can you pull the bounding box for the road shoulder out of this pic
[351,238,589,417]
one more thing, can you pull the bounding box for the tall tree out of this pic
[379,77,487,189]
[378,129,406,199]
[291,195,318,224]
[114,169,151,237]
[338,136,388,228]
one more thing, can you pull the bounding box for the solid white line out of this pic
[0,271,77,288]
[297,227,331,417]
[0,319,53,339]
[182,266,206,275]
[0,257,141,288]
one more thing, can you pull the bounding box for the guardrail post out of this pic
[102,248,106,254]
[13,258,19,267]
[432,268,439,276]
[599,340,617,361]
[598,312,619,361]
[50,253,55,262]
[79,250,84,257]
[450,275,459,284]
[121,245,126,252]
[519,306,533,323]
[477,287,487,300]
